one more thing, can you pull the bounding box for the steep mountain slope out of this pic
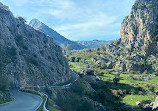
[76,40,110,49]
[29,19,85,50]
[0,2,70,87]
[104,0,158,72]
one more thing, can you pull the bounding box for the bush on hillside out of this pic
[0,77,9,92]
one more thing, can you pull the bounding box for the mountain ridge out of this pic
[29,19,85,50]
[76,40,110,49]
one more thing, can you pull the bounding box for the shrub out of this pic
[146,3,152,9]
[25,56,39,66]
[113,77,120,85]
[23,46,28,50]
[6,46,16,57]
[17,16,26,23]
[48,56,51,61]
[137,4,143,9]
[153,72,158,76]
[0,76,9,92]
[6,46,17,62]
[148,86,155,92]
[40,50,44,56]
[15,35,24,46]
[77,98,95,111]
[70,81,87,96]
[86,69,94,75]
[75,57,81,62]
[70,57,76,62]
[152,34,158,41]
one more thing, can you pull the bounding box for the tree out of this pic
[122,64,127,72]
[70,57,76,62]
[149,86,155,93]
[113,74,120,85]
[17,16,27,23]
[86,69,94,75]
[113,77,120,85]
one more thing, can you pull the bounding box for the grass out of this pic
[48,99,60,111]
[0,97,14,104]
[0,90,14,105]
[123,95,155,106]
[99,73,158,85]
[37,96,47,111]
[69,62,86,70]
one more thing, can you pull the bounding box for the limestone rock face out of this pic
[104,0,158,72]
[0,2,70,87]
[120,0,158,53]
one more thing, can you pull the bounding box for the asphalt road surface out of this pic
[0,90,42,111]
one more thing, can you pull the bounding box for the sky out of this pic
[0,0,135,41]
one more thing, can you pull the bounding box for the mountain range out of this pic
[29,19,109,50]
[76,40,110,49]
[29,19,85,50]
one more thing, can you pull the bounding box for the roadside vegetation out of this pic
[0,76,13,104]
[37,96,47,111]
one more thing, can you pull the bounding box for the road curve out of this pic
[0,90,42,111]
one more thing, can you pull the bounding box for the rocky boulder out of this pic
[136,100,153,110]
[153,97,158,110]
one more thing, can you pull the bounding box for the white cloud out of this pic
[54,12,118,40]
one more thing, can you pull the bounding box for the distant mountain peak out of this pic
[30,19,47,31]
[29,19,85,50]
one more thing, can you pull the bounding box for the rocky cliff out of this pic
[29,19,85,50]
[104,0,158,72]
[120,0,158,54]
[0,2,70,87]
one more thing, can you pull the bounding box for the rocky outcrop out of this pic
[153,97,158,111]
[0,2,70,87]
[120,0,158,54]
[104,0,158,72]
[136,100,153,110]
[29,19,85,50]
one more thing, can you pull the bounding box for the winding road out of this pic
[0,71,79,111]
[0,90,42,111]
